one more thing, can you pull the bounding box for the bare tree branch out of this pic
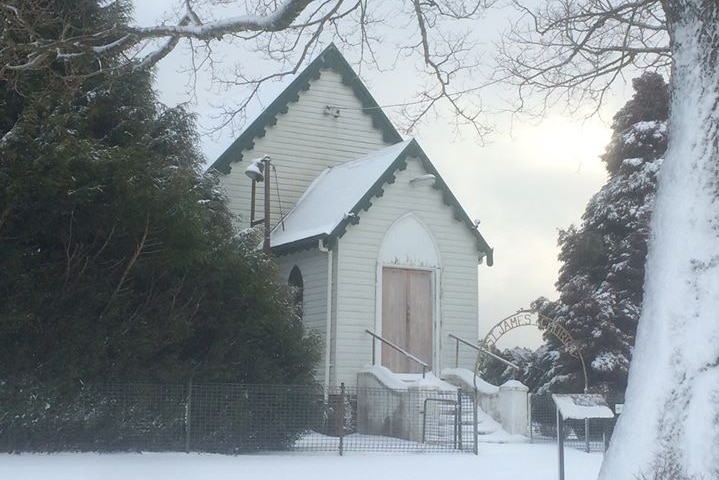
[0,0,496,136]
[103,213,150,316]
[497,0,670,116]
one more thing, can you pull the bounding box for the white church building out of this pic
[210,44,494,392]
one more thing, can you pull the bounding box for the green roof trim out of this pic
[209,43,403,174]
[273,139,494,266]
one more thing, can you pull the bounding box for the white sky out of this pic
[131,1,630,349]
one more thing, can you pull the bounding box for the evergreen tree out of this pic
[532,73,668,398]
[482,344,558,392]
[0,0,318,387]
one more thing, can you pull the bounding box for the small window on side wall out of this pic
[288,265,304,320]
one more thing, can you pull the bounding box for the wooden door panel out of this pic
[381,268,407,372]
[381,267,433,373]
[408,270,432,371]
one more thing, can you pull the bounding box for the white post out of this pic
[498,380,529,436]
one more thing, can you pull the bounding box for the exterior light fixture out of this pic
[244,157,266,182]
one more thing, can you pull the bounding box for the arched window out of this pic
[288,265,304,320]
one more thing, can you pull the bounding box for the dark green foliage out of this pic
[0,0,319,452]
[0,1,132,92]
[604,73,669,174]
[482,344,559,393]
[186,384,326,453]
[0,382,326,453]
[479,346,513,386]
[0,380,187,452]
[528,73,669,397]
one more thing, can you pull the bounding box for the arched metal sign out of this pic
[477,309,589,392]
[482,310,576,356]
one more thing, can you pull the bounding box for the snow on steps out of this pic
[441,368,530,443]
[357,365,527,444]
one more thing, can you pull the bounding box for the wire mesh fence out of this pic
[528,394,617,452]
[0,381,478,455]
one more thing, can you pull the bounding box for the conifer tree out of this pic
[530,73,668,398]
[0,0,318,387]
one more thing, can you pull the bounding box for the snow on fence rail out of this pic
[0,382,476,455]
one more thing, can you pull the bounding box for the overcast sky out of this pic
[132,1,630,348]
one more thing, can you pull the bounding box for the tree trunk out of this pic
[599,1,719,478]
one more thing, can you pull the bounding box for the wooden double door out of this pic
[381,267,433,373]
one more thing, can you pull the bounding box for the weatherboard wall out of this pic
[275,249,330,382]
[218,69,394,230]
[333,156,481,387]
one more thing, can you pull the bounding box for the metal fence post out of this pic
[528,393,534,443]
[457,388,463,450]
[585,418,590,453]
[557,410,565,480]
[339,382,345,456]
[185,377,193,453]
[473,387,478,455]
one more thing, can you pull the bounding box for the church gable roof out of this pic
[210,43,403,175]
[271,139,494,266]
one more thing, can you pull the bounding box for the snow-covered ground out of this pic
[0,444,602,480]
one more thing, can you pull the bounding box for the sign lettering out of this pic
[481,310,581,358]
[479,309,589,392]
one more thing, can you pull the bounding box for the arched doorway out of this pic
[377,214,440,373]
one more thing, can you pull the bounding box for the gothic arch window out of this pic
[379,214,440,268]
[288,265,304,320]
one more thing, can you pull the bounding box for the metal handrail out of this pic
[448,333,520,371]
[366,330,429,378]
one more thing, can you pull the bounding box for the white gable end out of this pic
[331,155,483,385]
[219,68,396,230]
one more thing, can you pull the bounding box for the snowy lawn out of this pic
[0,443,602,480]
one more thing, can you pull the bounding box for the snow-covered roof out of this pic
[269,139,493,265]
[270,140,412,248]
[552,394,615,420]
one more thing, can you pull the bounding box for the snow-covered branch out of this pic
[0,0,492,134]
[131,1,315,39]
[0,0,317,75]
